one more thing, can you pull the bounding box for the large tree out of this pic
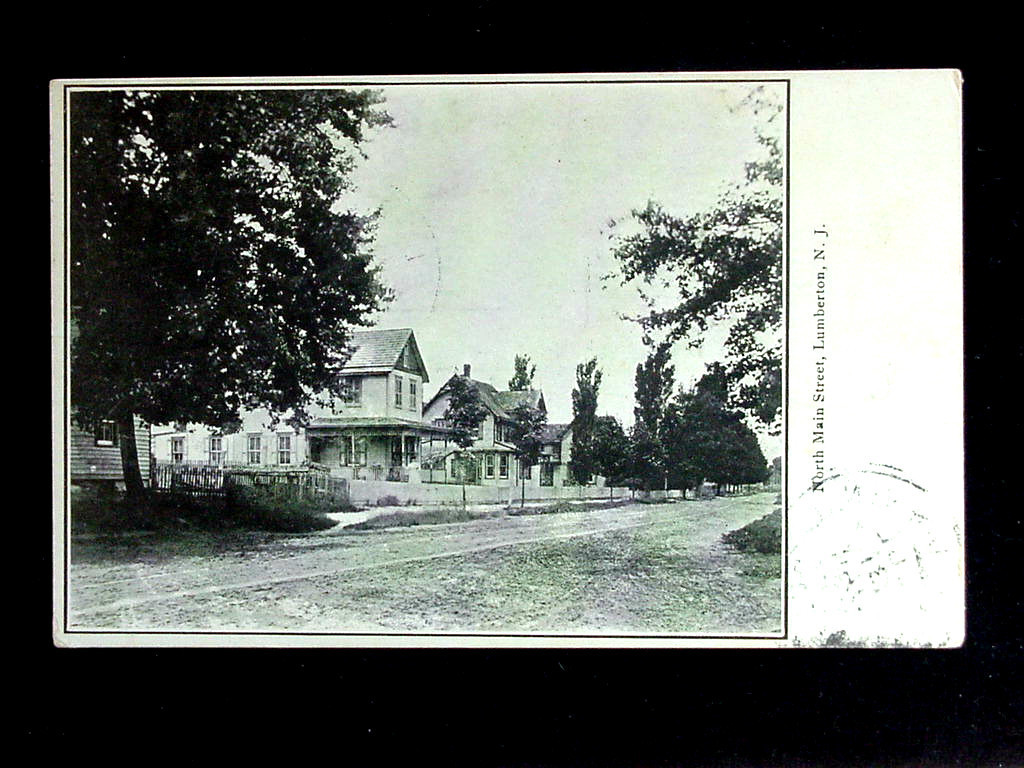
[570,358,602,485]
[69,89,393,498]
[609,86,784,432]
[667,363,769,495]
[507,354,537,391]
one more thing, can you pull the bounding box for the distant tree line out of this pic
[501,352,769,497]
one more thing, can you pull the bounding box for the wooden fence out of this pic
[225,467,349,502]
[150,463,349,504]
[151,463,226,500]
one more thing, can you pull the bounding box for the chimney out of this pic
[463,364,471,378]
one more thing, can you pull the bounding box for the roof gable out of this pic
[494,389,546,414]
[540,423,572,444]
[339,328,429,382]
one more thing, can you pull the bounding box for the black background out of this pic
[28,13,1021,765]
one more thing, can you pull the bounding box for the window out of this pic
[484,453,495,478]
[95,420,118,447]
[171,437,184,464]
[247,435,262,465]
[342,436,353,466]
[433,418,449,428]
[499,453,509,479]
[345,436,367,466]
[354,437,367,466]
[208,436,224,466]
[409,380,417,411]
[278,434,292,464]
[495,422,504,443]
[391,437,404,467]
[339,376,362,405]
[394,376,403,407]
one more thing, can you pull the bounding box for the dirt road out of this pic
[68,493,781,635]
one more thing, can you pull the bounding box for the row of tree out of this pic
[442,352,769,504]
[576,354,770,494]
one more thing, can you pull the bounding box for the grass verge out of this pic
[346,506,494,530]
[722,507,782,555]
[722,508,782,579]
[70,486,351,535]
[349,498,634,530]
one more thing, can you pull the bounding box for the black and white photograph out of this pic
[56,76,786,642]
[52,71,963,648]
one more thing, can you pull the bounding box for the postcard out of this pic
[51,71,963,647]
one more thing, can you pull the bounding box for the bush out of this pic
[226,486,344,533]
[376,494,401,507]
[722,508,782,555]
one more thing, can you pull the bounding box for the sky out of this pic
[338,81,784,458]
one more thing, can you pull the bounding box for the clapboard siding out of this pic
[69,419,151,484]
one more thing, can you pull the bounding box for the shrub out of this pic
[722,508,782,555]
[376,494,401,507]
[226,486,342,533]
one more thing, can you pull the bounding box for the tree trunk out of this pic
[117,411,146,504]
[521,474,526,509]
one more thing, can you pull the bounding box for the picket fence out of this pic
[150,463,349,504]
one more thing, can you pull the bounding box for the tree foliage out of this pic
[507,402,548,507]
[665,363,769,491]
[609,85,784,432]
[507,354,537,391]
[443,375,489,450]
[69,89,394,492]
[506,403,548,468]
[570,358,603,484]
[592,415,629,487]
[630,345,675,490]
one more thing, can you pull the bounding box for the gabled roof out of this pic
[423,375,547,421]
[339,328,429,382]
[470,379,506,417]
[539,423,572,444]
[494,389,546,414]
